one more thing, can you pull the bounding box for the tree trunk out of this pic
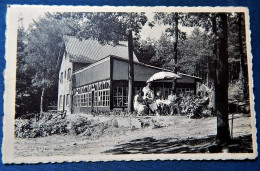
[211,15,217,112]
[127,30,134,112]
[207,56,210,86]
[215,13,231,144]
[238,13,247,100]
[40,87,45,113]
[173,13,179,93]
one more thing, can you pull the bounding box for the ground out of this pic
[14,114,253,157]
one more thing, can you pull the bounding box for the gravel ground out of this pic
[14,114,253,157]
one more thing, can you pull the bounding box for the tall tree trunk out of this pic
[238,13,247,100]
[215,13,231,144]
[173,13,179,93]
[40,87,45,113]
[127,30,134,112]
[211,15,217,112]
[207,56,210,86]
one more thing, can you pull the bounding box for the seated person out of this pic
[155,91,164,114]
[134,90,146,114]
[155,91,163,104]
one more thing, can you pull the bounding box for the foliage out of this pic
[150,33,175,68]
[16,13,81,116]
[76,12,147,45]
[133,37,156,64]
[16,23,41,116]
[15,113,122,138]
[178,28,215,85]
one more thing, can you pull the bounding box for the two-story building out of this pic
[57,36,201,114]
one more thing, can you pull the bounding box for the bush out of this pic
[15,113,120,138]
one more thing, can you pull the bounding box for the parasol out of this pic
[146,71,182,83]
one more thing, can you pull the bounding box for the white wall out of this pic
[113,59,160,81]
[57,52,73,114]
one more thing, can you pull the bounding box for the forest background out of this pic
[16,12,248,117]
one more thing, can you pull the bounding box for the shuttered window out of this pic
[67,68,71,80]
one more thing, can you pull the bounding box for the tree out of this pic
[237,13,248,100]
[150,33,174,68]
[178,28,215,86]
[215,13,231,144]
[153,13,182,73]
[228,13,248,100]
[133,38,156,64]
[151,12,232,144]
[76,12,147,112]
[24,13,80,113]
[16,19,37,117]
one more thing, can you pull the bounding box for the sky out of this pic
[19,10,194,40]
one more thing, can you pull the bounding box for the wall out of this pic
[113,59,196,83]
[57,52,73,114]
[177,75,195,83]
[73,58,110,88]
[113,59,160,81]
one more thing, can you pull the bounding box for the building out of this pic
[57,36,201,114]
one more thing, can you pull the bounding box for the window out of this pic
[72,80,110,108]
[64,71,67,80]
[94,91,98,106]
[60,72,63,83]
[113,87,127,107]
[97,81,110,107]
[80,93,88,107]
[59,95,63,107]
[73,95,77,107]
[77,94,81,107]
[98,90,110,107]
[89,92,92,106]
[67,68,71,80]
[176,88,194,94]
[66,94,70,106]
[81,94,84,107]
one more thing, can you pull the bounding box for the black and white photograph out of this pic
[2,6,257,163]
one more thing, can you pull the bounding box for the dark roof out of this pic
[63,36,139,63]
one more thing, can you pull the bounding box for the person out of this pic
[168,90,177,102]
[167,90,178,115]
[134,90,146,115]
[155,91,164,114]
[142,82,156,113]
[143,83,154,100]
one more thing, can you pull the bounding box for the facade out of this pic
[57,36,201,114]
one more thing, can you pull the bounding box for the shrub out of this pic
[15,112,121,138]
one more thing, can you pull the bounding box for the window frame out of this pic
[67,68,71,80]
[66,94,70,106]
[113,86,127,107]
[60,72,63,83]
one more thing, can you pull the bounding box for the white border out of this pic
[2,5,257,164]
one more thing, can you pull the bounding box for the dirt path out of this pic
[14,114,252,157]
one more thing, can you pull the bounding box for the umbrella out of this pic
[146,71,182,83]
[198,84,212,93]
